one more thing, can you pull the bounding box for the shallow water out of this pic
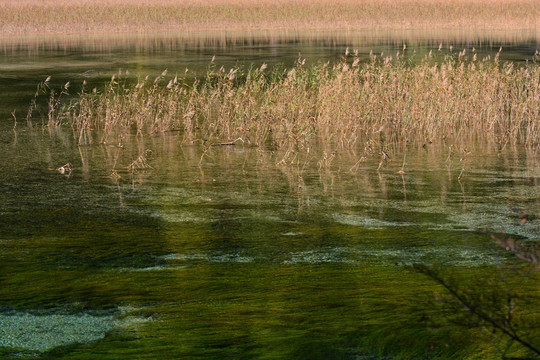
[0,32,539,359]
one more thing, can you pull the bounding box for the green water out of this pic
[0,32,539,359]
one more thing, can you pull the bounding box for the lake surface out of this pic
[0,31,539,359]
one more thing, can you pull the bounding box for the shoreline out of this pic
[1,28,538,49]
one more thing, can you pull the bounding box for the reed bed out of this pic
[1,0,538,35]
[36,50,540,155]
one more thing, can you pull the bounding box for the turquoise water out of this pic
[0,32,539,359]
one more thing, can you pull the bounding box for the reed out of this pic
[33,50,540,155]
[0,0,538,35]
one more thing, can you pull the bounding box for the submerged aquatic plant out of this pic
[415,262,540,360]
[416,221,540,360]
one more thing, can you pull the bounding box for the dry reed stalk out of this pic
[30,52,540,156]
[0,0,538,35]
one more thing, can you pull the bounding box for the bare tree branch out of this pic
[414,264,540,358]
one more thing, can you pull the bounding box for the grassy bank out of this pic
[1,0,538,35]
[35,50,540,154]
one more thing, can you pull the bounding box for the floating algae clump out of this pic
[0,311,114,353]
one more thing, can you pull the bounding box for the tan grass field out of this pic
[1,0,538,36]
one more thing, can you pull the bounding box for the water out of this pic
[0,31,539,359]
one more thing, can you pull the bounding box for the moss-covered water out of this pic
[0,125,539,359]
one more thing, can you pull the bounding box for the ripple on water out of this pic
[156,252,254,264]
[332,198,539,241]
[148,246,502,268]
[281,245,503,266]
[333,214,410,228]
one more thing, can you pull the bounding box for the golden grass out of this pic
[0,0,538,36]
[34,50,540,155]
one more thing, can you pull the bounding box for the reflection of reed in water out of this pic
[0,30,538,55]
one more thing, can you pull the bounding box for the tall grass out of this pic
[0,0,538,35]
[37,50,540,154]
